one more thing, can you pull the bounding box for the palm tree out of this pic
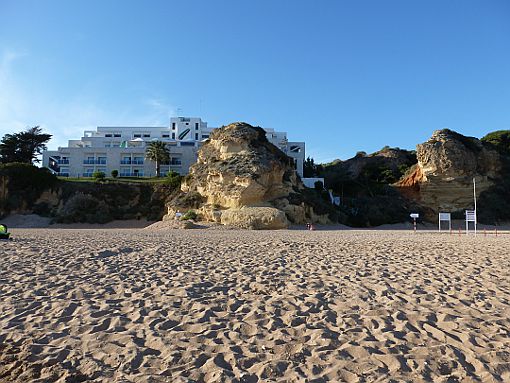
[145,141,170,177]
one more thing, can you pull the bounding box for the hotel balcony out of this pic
[83,159,107,164]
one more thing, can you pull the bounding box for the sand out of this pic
[1,228,509,382]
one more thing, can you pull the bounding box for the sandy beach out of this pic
[1,228,509,382]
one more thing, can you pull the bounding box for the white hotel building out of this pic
[43,117,305,178]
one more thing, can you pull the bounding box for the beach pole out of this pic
[410,213,419,233]
[473,178,477,235]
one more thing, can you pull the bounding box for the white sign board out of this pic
[438,212,451,232]
[465,210,477,234]
[410,213,419,219]
[439,213,451,221]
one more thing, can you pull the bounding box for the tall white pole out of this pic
[473,177,477,214]
[473,177,477,234]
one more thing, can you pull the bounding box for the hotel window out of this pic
[105,134,112,137]
[185,122,189,125]
[171,133,175,139]
[162,134,170,138]
[195,123,199,130]
[114,133,121,137]
[201,134,209,139]
[172,123,176,129]
[195,133,199,140]
[143,134,150,138]
[134,134,141,138]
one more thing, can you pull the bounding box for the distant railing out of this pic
[57,160,69,164]
[120,160,131,164]
[57,172,70,177]
[83,159,107,164]
[119,172,144,177]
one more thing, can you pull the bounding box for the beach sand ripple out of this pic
[1,229,509,382]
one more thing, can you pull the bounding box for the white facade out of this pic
[43,117,305,178]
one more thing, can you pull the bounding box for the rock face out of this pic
[165,122,334,229]
[397,129,502,218]
[181,122,297,209]
[220,207,289,229]
[340,148,417,180]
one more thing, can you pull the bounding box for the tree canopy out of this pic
[303,156,316,177]
[0,126,52,164]
[145,141,170,177]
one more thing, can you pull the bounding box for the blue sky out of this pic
[1,0,509,162]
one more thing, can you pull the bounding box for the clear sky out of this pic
[1,0,509,162]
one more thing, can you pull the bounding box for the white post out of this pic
[473,177,477,212]
[473,177,477,235]
[438,213,441,232]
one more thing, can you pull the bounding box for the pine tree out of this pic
[0,126,52,164]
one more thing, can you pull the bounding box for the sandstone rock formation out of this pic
[220,207,289,229]
[397,129,502,219]
[338,147,417,180]
[165,122,335,229]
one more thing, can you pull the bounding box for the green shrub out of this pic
[182,210,198,221]
[111,169,119,178]
[164,170,183,189]
[314,180,324,191]
[93,171,106,182]
[481,130,510,156]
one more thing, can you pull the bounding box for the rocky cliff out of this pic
[0,163,174,223]
[165,122,337,229]
[397,129,502,219]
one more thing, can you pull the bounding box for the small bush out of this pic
[165,170,183,189]
[93,171,106,182]
[182,210,198,221]
[111,169,119,178]
[481,130,510,156]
